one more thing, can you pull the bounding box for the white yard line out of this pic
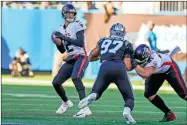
[3,98,183,104]
[2,108,186,114]
[2,103,186,109]
[2,78,175,91]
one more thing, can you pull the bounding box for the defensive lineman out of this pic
[79,23,136,124]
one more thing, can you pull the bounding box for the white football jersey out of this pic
[58,20,87,56]
[145,51,172,74]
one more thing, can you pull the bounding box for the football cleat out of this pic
[123,107,136,124]
[78,93,97,109]
[56,100,73,114]
[73,106,92,118]
[159,111,176,122]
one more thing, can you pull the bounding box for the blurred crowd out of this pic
[2,1,123,23]
[1,1,123,11]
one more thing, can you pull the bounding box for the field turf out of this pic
[2,81,187,125]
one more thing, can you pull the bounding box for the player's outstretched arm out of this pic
[135,65,155,78]
[88,44,99,62]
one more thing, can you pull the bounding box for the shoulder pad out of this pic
[73,20,86,31]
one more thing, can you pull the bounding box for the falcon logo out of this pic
[142,47,150,58]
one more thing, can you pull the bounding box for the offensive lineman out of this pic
[51,4,91,118]
[132,44,187,122]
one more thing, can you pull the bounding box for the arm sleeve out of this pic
[56,44,66,54]
[65,30,84,47]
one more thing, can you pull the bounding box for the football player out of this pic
[132,44,187,122]
[78,23,136,124]
[51,4,91,118]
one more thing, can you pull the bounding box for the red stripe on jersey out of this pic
[83,46,88,57]
[161,62,187,95]
[160,62,172,67]
[72,54,79,59]
[171,63,187,95]
[77,56,87,78]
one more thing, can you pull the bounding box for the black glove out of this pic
[131,58,137,69]
[130,52,138,69]
[51,31,66,41]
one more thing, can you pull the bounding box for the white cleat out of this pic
[73,106,92,118]
[78,93,97,109]
[56,100,73,114]
[123,107,136,124]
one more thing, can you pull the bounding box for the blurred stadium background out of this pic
[1,1,187,125]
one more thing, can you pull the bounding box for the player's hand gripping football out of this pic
[51,31,66,46]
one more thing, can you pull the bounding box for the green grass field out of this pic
[2,75,187,125]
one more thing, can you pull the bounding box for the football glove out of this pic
[51,31,66,41]
[130,52,138,69]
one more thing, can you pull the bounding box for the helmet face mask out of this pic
[110,23,126,39]
[61,4,77,22]
[134,44,151,67]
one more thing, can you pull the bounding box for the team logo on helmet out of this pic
[142,47,150,58]
[134,44,151,67]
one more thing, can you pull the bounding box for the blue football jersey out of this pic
[97,37,133,62]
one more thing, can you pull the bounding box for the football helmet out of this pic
[61,4,77,22]
[110,23,126,40]
[134,44,151,67]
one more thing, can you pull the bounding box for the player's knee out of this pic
[144,92,149,98]
[144,92,156,101]
[176,91,187,100]
[148,95,156,101]
[52,77,61,85]
[71,75,81,81]
[179,94,187,101]
[71,77,85,90]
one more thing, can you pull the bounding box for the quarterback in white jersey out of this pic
[131,44,187,122]
[58,19,87,56]
[51,4,91,118]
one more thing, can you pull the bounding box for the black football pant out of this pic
[91,61,135,111]
[52,55,89,101]
[144,60,187,100]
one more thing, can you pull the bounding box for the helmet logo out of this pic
[142,47,150,58]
